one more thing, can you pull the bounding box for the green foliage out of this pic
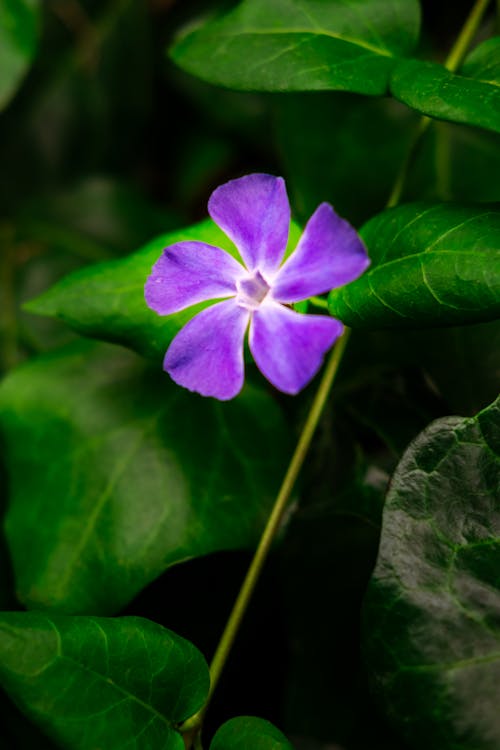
[0,0,40,110]
[0,341,290,614]
[170,0,420,95]
[24,219,302,360]
[210,716,294,749]
[390,37,500,134]
[0,611,209,749]
[274,93,417,225]
[328,202,500,328]
[363,397,500,750]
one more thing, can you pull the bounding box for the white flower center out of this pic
[236,270,271,311]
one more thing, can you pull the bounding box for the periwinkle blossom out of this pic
[145,174,369,400]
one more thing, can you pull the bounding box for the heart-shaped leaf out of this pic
[0,611,209,750]
[0,341,290,614]
[390,37,500,134]
[328,202,500,328]
[210,716,294,749]
[170,0,420,96]
[0,0,40,110]
[363,396,500,749]
[24,218,302,361]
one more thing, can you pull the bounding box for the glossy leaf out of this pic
[328,203,500,328]
[210,716,294,749]
[0,341,290,614]
[390,38,500,134]
[0,0,40,110]
[24,218,302,361]
[170,0,420,95]
[363,397,500,749]
[0,611,209,749]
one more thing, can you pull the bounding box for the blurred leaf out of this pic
[0,0,40,111]
[363,396,500,750]
[420,319,500,415]
[0,0,153,204]
[211,716,294,749]
[274,93,416,225]
[328,202,500,328]
[390,37,500,134]
[24,218,303,361]
[0,611,209,749]
[404,120,500,204]
[0,341,291,614]
[17,176,178,260]
[170,0,420,95]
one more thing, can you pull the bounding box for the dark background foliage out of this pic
[0,1,499,749]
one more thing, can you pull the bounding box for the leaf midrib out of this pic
[187,26,393,58]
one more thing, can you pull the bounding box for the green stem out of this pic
[309,295,329,310]
[444,0,491,72]
[181,328,351,737]
[386,0,491,208]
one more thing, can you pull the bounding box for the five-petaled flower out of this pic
[145,173,369,400]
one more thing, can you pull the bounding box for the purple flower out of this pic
[145,174,369,400]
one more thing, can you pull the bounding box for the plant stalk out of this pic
[386,0,490,208]
[181,328,351,739]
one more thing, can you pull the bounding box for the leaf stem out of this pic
[309,295,329,310]
[181,328,351,739]
[386,0,491,208]
[444,0,491,73]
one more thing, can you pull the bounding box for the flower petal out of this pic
[272,203,370,303]
[164,299,250,400]
[145,241,246,315]
[249,301,343,395]
[208,173,290,274]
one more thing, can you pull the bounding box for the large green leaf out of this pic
[390,37,500,134]
[170,0,420,96]
[0,0,40,110]
[363,397,500,750]
[0,341,290,614]
[328,203,500,328]
[24,218,302,361]
[0,611,209,749]
[210,716,293,749]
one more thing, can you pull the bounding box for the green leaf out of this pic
[275,92,417,226]
[0,0,40,111]
[390,38,500,134]
[0,341,290,614]
[363,397,500,750]
[0,611,209,749]
[17,176,178,260]
[328,202,500,328]
[24,218,302,361]
[170,0,420,96]
[210,716,294,749]
[404,120,500,205]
